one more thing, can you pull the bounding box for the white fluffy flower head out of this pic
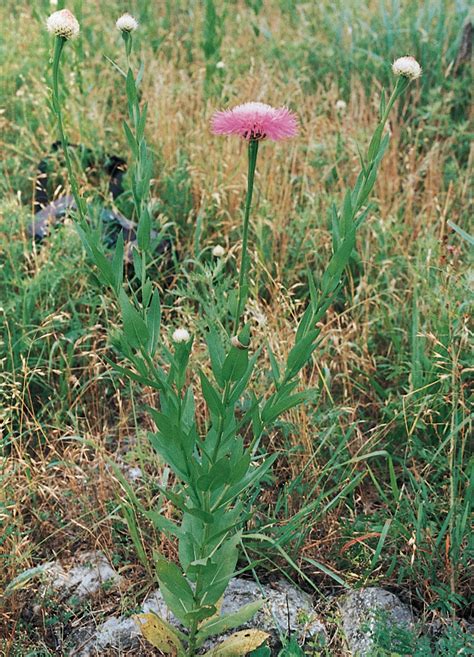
[212,245,225,257]
[392,56,422,80]
[46,9,80,39]
[335,99,347,112]
[116,13,139,33]
[172,328,190,343]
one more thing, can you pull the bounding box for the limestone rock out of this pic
[45,551,122,601]
[339,587,414,656]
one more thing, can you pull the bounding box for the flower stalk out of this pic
[119,20,154,291]
[235,138,259,332]
[51,36,87,226]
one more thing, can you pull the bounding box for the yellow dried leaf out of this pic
[202,629,269,656]
[134,612,185,656]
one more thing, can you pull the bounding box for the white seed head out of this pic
[335,99,347,112]
[216,61,225,69]
[46,9,80,39]
[212,244,225,257]
[172,328,190,343]
[116,13,139,33]
[392,56,422,80]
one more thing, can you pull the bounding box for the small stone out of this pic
[339,587,414,656]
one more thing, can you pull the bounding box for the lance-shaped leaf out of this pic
[200,370,224,417]
[197,457,231,491]
[146,288,161,356]
[155,558,195,625]
[217,454,278,509]
[196,600,264,643]
[199,534,240,606]
[207,327,226,387]
[284,329,319,379]
[119,289,149,351]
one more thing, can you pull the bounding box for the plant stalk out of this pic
[234,138,259,333]
[52,36,87,225]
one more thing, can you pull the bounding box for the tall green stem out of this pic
[234,139,259,334]
[121,31,153,289]
[51,37,87,225]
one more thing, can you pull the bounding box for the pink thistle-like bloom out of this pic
[211,102,298,141]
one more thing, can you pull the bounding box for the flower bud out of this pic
[212,245,225,257]
[392,56,422,80]
[172,328,190,343]
[116,13,139,33]
[46,9,80,40]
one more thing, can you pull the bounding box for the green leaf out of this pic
[126,67,138,105]
[262,390,314,425]
[301,556,348,588]
[320,229,356,296]
[448,220,474,246]
[218,454,278,508]
[197,457,231,491]
[137,206,151,251]
[222,347,249,384]
[284,329,319,379]
[266,342,280,386]
[278,636,305,656]
[341,188,353,237]
[119,289,149,350]
[184,605,217,624]
[4,565,57,596]
[137,101,148,142]
[144,510,183,540]
[196,600,264,643]
[229,348,261,404]
[186,506,215,524]
[228,451,251,485]
[294,303,314,343]
[123,120,138,158]
[155,558,195,624]
[367,123,383,161]
[146,289,161,356]
[250,646,271,657]
[206,327,225,387]
[148,432,189,481]
[121,503,149,569]
[199,534,241,607]
[78,226,116,289]
[199,370,224,418]
[181,387,196,432]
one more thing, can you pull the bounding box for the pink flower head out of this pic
[211,102,298,141]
